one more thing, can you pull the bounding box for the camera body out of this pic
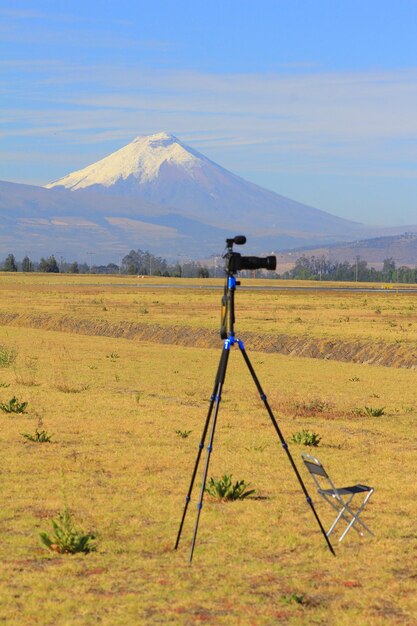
[223,236,276,274]
[225,251,276,273]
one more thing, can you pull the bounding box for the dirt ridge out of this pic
[1,311,416,369]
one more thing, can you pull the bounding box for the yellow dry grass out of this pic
[0,273,416,625]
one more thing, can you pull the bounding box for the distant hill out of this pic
[0,180,230,262]
[275,232,417,272]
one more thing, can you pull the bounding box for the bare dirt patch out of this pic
[1,311,416,368]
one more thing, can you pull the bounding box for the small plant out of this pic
[281,592,305,605]
[0,382,10,388]
[293,398,332,415]
[245,443,269,452]
[175,429,192,438]
[0,396,28,413]
[22,429,52,443]
[106,352,119,361]
[40,509,96,554]
[291,429,321,447]
[0,346,16,368]
[364,406,385,417]
[55,382,89,393]
[14,355,40,387]
[205,474,255,501]
[352,407,365,417]
[349,376,360,382]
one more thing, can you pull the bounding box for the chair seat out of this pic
[320,484,373,496]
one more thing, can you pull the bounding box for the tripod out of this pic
[174,238,335,562]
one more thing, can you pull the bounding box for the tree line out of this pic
[2,250,417,283]
[0,250,210,278]
[282,255,417,283]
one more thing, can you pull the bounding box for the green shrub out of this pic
[281,592,305,605]
[40,509,96,554]
[0,396,28,413]
[291,429,321,446]
[205,474,255,501]
[22,429,52,443]
[0,346,16,368]
[364,406,385,417]
[175,429,192,438]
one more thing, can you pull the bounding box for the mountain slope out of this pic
[46,132,365,239]
[0,180,230,262]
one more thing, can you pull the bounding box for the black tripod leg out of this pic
[189,343,231,563]
[237,340,335,556]
[174,343,230,551]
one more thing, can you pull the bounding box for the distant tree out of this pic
[197,266,210,278]
[3,254,17,272]
[21,256,32,272]
[68,261,79,274]
[382,257,396,282]
[38,255,59,273]
[171,262,182,277]
[121,249,168,276]
[291,256,314,279]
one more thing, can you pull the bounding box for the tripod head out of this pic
[220,236,246,339]
[223,235,276,276]
[220,236,277,339]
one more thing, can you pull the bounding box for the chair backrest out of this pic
[301,453,328,477]
[301,453,337,494]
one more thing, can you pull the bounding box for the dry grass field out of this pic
[0,273,416,625]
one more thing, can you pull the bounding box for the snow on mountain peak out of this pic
[46,132,204,191]
[133,131,178,147]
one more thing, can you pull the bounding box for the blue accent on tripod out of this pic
[228,276,236,289]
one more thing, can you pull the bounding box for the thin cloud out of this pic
[3,60,417,186]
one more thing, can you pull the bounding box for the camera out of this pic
[223,236,276,274]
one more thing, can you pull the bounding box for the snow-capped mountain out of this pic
[3,131,409,263]
[46,132,364,239]
[46,132,202,192]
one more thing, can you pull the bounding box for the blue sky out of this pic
[2,0,417,225]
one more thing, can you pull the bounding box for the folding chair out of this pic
[301,453,374,543]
